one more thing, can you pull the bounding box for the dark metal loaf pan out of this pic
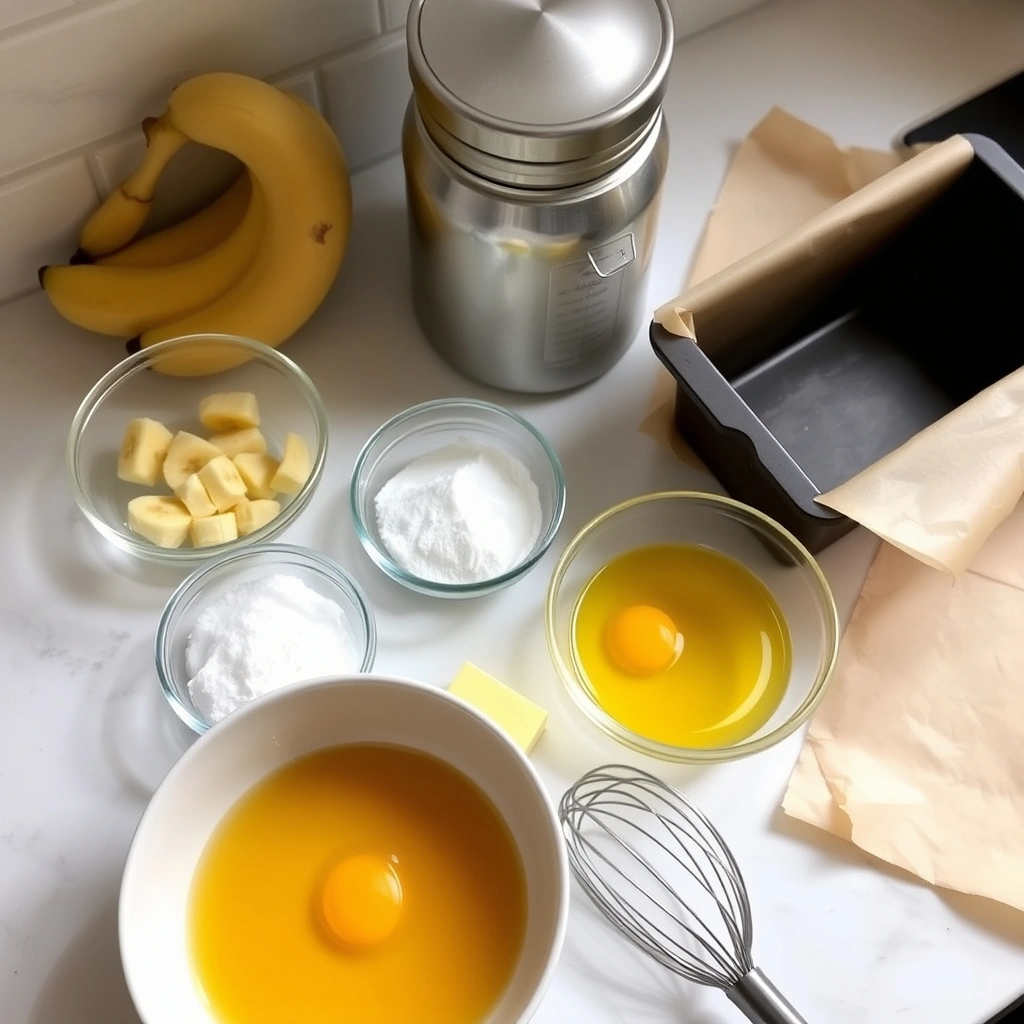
[651,134,1024,553]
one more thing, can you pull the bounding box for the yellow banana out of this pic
[97,171,252,268]
[77,115,188,259]
[42,182,265,337]
[136,74,351,376]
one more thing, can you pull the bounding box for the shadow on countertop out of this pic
[29,887,139,1024]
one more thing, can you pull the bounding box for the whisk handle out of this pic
[726,968,808,1024]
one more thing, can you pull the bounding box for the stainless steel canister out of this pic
[403,0,674,393]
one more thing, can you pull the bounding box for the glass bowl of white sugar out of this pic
[350,399,566,598]
[155,543,376,733]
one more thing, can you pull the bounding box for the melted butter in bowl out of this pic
[119,676,568,1024]
[571,543,792,749]
[188,744,528,1024]
[546,492,840,763]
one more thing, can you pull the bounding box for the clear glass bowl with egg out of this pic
[349,398,566,598]
[156,543,376,733]
[67,334,328,564]
[545,491,840,763]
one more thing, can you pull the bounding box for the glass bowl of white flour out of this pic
[155,543,376,732]
[349,399,566,598]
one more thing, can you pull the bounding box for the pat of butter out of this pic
[448,662,548,755]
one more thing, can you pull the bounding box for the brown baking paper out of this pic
[783,501,1024,911]
[652,134,970,364]
[650,110,1024,575]
[819,367,1024,575]
[649,108,1024,911]
[641,106,906,461]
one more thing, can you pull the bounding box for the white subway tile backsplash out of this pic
[0,0,73,34]
[0,0,380,179]
[382,0,410,33]
[322,32,410,173]
[0,158,96,303]
[269,69,323,113]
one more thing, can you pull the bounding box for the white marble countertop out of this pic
[4,0,1024,1021]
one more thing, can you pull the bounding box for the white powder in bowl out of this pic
[185,573,359,724]
[373,440,543,585]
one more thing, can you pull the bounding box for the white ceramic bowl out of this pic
[119,675,569,1024]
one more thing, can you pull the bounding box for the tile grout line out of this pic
[268,26,403,87]
[0,0,162,45]
[82,151,111,204]
[308,67,329,125]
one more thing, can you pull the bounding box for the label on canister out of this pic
[543,236,630,367]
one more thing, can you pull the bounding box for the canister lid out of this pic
[407,0,673,176]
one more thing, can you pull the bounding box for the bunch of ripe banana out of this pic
[40,72,352,375]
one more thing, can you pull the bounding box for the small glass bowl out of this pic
[545,492,840,764]
[155,543,376,733]
[67,334,328,565]
[350,398,566,598]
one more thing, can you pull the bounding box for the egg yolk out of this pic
[320,854,403,948]
[605,604,681,675]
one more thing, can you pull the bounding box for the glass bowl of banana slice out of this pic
[67,334,328,564]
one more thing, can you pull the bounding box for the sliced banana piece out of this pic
[163,431,223,490]
[235,498,281,536]
[198,454,248,512]
[127,495,191,548]
[198,391,260,432]
[117,417,173,486]
[175,472,218,519]
[190,511,238,548]
[209,426,266,458]
[233,452,278,500]
[270,432,311,494]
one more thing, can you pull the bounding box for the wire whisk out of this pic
[560,764,808,1024]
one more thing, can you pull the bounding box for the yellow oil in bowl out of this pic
[570,543,791,748]
[188,744,527,1024]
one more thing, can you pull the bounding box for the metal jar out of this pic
[402,0,674,394]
